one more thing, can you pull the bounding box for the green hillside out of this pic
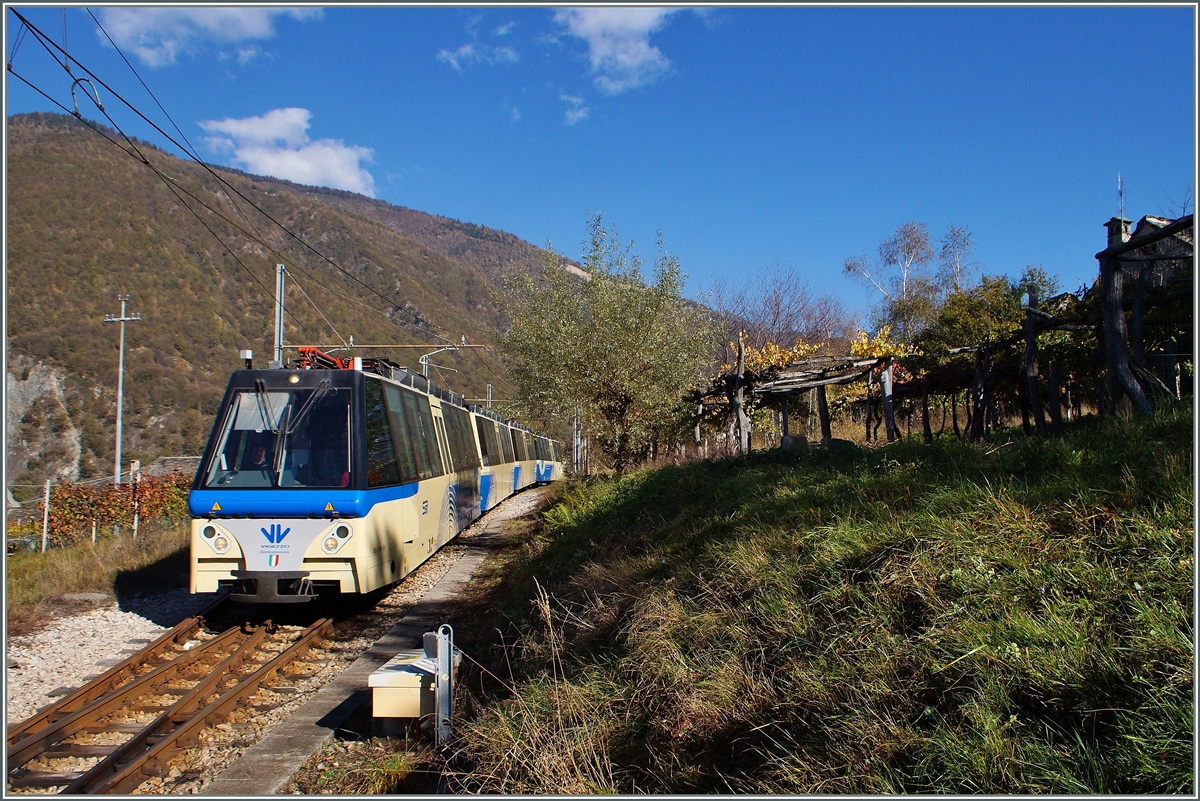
[5,112,545,492]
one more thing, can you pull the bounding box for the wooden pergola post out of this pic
[882,360,897,442]
[817,385,832,443]
[1100,255,1152,416]
[1024,285,1048,436]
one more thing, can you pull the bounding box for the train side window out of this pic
[485,421,501,465]
[382,384,420,484]
[409,392,445,479]
[364,379,401,487]
[434,415,453,472]
[443,405,481,471]
[511,428,527,461]
[498,424,515,463]
[474,417,493,466]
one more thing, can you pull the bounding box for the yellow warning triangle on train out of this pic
[325,502,335,511]
[211,502,222,511]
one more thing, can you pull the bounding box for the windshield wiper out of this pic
[274,381,333,477]
[285,381,332,437]
[253,379,281,435]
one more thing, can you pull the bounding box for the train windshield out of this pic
[203,384,352,489]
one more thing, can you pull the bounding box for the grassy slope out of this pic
[446,406,1193,794]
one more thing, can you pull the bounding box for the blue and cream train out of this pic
[188,351,563,603]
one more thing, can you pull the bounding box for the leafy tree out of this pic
[917,274,1024,352]
[844,221,940,341]
[501,214,716,471]
[936,224,978,293]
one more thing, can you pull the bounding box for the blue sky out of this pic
[5,5,1196,325]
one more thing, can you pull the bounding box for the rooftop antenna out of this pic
[1118,172,1125,219]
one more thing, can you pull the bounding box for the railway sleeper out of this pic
[45,743,119,757]
[81,723,144,734]
[61,627,270,795]
[8,769,86,788]
[78,619,331,795]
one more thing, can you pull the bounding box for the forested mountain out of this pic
[5,111,556,494]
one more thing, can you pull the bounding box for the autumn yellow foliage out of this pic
[849,326,914,358]
[720,339,820,374]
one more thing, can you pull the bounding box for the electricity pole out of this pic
[104,295,140,485]
[273,263,286,367]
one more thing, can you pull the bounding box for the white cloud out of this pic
[560,93,589,126]
[199,108,376,197]
[95,8,320,67]
[436,41,519,72]
[438,18,520,73]
[553,7,681,94]
[236,45,261,66]
[437,43,476,73]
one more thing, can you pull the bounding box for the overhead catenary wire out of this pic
[8,20,28,67]
[59,8,70,73]
[10,7,450,342]
[11,9,520,400]
[84,4,322,321]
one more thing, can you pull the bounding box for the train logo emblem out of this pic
[267,554,280,567]
[262,524,290,544]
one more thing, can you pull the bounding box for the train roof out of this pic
[276,347,553,441]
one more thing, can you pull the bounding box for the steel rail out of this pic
[95,618,333,794]
[6,626,246,768]
[62,626,269,794]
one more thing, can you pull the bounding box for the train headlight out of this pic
[202,525,217,539]
[322,524,351,554]
[213,536,231,554]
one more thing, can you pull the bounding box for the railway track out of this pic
[5,598,333,795]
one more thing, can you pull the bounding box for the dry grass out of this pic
[290,739,431,794]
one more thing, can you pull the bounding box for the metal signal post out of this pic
[104,295,141,485]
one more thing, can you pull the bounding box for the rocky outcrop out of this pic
[6,357,83,483]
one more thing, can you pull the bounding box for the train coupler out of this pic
[228,570,317,603]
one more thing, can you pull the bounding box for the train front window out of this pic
[203,386,352,489]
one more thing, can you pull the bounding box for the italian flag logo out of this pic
[267,554,280,567]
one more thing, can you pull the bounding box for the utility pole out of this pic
[104,294,140,485]
[273,264,286,368]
